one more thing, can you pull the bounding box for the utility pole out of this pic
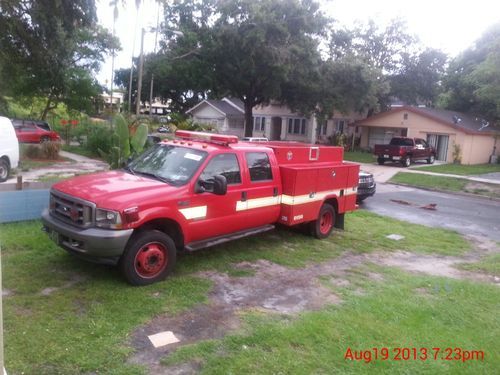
[149,3,161,119]
[136,28,145,116]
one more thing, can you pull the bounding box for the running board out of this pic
[184,224,275,252]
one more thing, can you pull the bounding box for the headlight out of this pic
[95,208,122,229]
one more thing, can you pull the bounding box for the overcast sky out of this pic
[95,0,500,87]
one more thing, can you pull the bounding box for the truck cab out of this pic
[42,131,359,285]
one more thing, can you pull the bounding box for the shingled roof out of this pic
[186,97,244,116]
[355,106,500,136]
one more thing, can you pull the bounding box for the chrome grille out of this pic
[50,190,94,227]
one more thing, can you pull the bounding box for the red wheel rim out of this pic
[319,211,333,235]
[134,242,168,278]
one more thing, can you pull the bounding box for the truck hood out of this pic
[52,170,179,209]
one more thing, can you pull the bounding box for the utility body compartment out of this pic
[264,143,359,227]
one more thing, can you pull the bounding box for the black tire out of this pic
[427,154,435,164]
[401,157,411,167]
[0,158,10,183]
[377,157,385,165]
[40,136,50,143]
[310,203,335,239]
[119,230,176,286]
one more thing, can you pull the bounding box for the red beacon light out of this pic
[175,130,238,146]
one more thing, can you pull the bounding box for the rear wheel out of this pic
[40,136,50,143]
[0,158,9,182]
[119,230,176,286]
[310,203,335,239]
[401,157,411,167]
[377,157,385,165]
[427,154,435,164]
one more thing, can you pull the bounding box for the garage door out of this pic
[368,128,401,149]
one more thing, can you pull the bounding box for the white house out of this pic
[186,97,363,143]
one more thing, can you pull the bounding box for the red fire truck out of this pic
[42,131,359,285]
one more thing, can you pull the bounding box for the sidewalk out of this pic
[358,162,500,185]
[5,150,108,185]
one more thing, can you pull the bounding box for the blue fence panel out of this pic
[0,189,50,223]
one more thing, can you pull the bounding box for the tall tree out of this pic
[0,0,118,118]
[440,22,500,122]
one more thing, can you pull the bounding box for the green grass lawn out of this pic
[344,151,375,164]
[163,267,499,374]
[389,172,500,199]
[459,253,500,276]
[413,163,500,176]
[2,211,497,374]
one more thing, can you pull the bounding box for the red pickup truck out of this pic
[42,131,359,285]
[373,137,436,167]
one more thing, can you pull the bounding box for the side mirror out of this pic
[213,175,227,195]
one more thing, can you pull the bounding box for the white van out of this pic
[0,116,19,182]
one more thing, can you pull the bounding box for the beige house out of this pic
[353,106,500,165]
[186,97,362,143]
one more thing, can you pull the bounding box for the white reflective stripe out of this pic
[345,186,358,196]
[236,196,280,211]
[179,206,207,220]
[281,189,342,206]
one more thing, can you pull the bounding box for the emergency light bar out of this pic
[175,130,238,145]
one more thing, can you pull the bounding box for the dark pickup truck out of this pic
[373,137,436,167]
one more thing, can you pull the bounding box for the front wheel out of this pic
[310,203,335,239]
[427,154,435,164]
[401,157,411,167]
[377,157,385,165]
[119,230,176,286]
[0,158,10,182]
[40,136,50,143]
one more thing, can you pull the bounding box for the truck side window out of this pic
[246,152,273,182]
[200,153,241,185]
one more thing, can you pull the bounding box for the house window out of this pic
[287,118,307,135]
[318,121,327,136]
[253,116,266,131]
[404,113,408,120]
[335,120,346,133]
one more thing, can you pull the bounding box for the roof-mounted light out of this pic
[175,130,238,145]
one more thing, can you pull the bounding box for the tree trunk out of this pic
[41,97,55,120]
[244,100,254,137]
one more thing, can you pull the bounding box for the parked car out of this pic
[42,130,359,285]
[157,125,171,133]
[241,137,269,142]
[373,137,436,167]
[11,119,61,143]
[357,171,376,203]
[0,117,20,182]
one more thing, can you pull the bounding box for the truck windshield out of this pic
[389,138,414,146]
[127,144,207,185]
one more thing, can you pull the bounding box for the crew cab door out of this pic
[186,152,248,242]
[238,151,281,228]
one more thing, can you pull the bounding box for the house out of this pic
[186,97,362,143]
[99,91,123,113]
[353,106,500,164]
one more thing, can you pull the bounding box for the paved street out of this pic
[361,183,500,242]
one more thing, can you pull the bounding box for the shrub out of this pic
[85,124,114,156]
[41,141,61,160]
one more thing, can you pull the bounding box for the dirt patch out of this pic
[39,275,86,296]
[374,251,500,285]
[128,254,368,373]
[464,182,500,199]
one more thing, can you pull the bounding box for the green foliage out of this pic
[452,143,462,164]
[0,1,119,119]
[440,22,500,122]
[85,123,114,156]
[100,114,148,168]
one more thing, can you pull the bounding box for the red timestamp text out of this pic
[344,347,485,363]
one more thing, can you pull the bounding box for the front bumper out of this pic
[41,209,133,265]
[357,183,376,200]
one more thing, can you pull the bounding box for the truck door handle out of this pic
[241,192,247,202]
[273,187,278,197]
